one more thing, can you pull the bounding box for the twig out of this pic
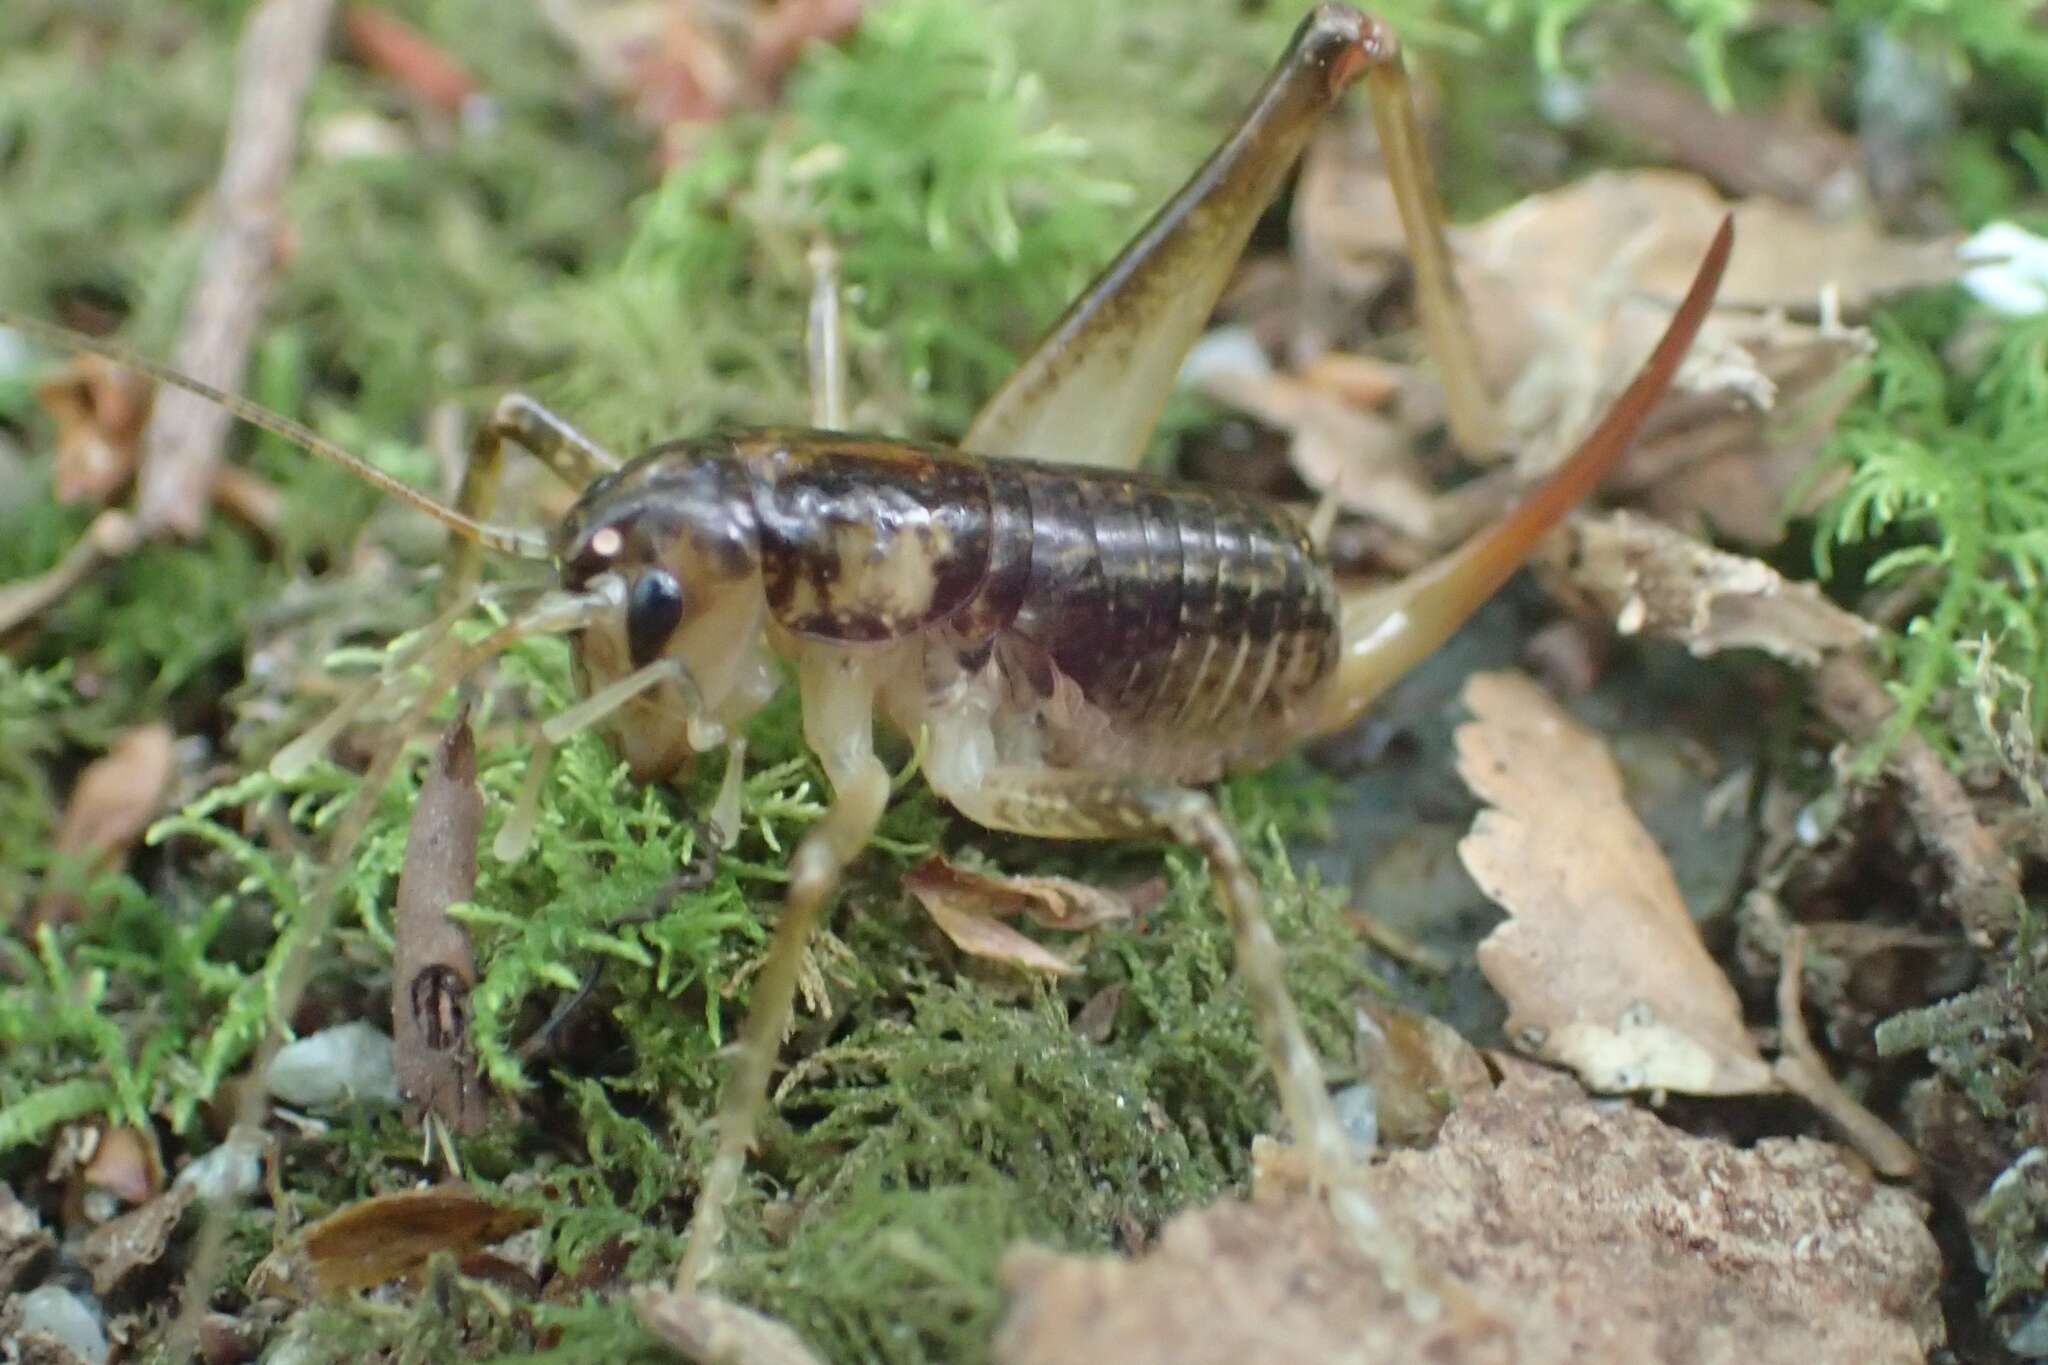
[1771,927,1921,1179]
[0,510,137,636]
[392,705,488,1137]
[1815,652,2020,948]
[135,0,337,538]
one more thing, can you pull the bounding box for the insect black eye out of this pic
[626,570,686,667]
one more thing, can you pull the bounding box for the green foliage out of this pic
[1814,301,2048,752]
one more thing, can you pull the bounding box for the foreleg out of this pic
[678,648,891,1287]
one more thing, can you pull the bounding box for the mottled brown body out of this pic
[557,430,1341,785]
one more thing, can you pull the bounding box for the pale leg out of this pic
[678,649,890,1287]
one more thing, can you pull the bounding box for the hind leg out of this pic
[931,762,1432,1307]
[934,767,1349,1170]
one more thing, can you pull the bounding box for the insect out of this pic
[5,3,1730,1301]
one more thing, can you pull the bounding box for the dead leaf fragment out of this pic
[36,356,152,507]
[1352,998,1492,1146]
[539,0,864,168]
[1587,71,1862,212]
[32,723,177,928]
[1454,671,1774,1095]
[79,1124,164,1207]
[0,1184,54,1294]
[904,856,1140,976]
[249,1184,536,1299]
[633,1285,827,1365]
[392,710,489,1136]
[80,1182,196,1296]
[343,6,480,115]
[1556,510,1873,665]
[995,1069,1943,1365]
[1271,147,1934,550]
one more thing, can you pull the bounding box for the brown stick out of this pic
[392,707,489,1137]
[135,0,337,538]
[1814,653,2020,948]
[1771,927,1920,1179]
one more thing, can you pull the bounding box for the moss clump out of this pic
[1814,299,2048,751]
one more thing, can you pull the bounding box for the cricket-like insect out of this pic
[6,4,1729,1297]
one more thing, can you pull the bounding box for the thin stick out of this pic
[1771,928,1920,1178]
[0,511,138,636]
[1814,653,2020,948]
[136,0,340,538]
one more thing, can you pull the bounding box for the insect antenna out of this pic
[0,308,551,560]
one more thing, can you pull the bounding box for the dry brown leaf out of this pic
[392,710,489,1137]
[539,0,863,168]
[1271,143,1942,549]
[1458,169,1957,332]
[249,1184,536,1299]
[31,723,177,928]
[78,1124,164,1207]
[1587,71,1862,212]
[905,862,1079,976]
[35,355,152,507]
[343,5,481,115]
[903,856,1141,976]
[1554,510,1874,665]
[80,1182,195,1296]
[1454,671,1774,1095]
[0,1184,54,1295]
[1352,998,1492,1146]
[1195,363,1499,541]
[995,1068,1942,1365]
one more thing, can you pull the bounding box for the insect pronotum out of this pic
[3,2,1731,1306]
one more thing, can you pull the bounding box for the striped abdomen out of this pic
[981,460,1339,733]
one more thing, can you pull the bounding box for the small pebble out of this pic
[174,1126,268,1203]
[264,1022,400,1111]
[1331,1083,1380,1156]
[2010,1296,2048,1357]
[17,1284,110,1365]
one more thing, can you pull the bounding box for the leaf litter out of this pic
[996,1067,1941,1365]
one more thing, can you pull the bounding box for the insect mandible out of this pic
[3,3,1732,1298]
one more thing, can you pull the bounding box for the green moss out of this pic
[1812,298,2048,753]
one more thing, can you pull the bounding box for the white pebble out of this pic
[173,1126,267,1203]
[264,1022,400,1112]
[16,1285,109,1365]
